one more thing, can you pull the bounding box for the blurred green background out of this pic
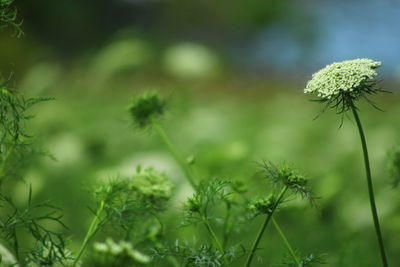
[1,0,400,266]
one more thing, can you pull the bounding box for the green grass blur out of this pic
[12,58,400,266]
[1,1,400,265]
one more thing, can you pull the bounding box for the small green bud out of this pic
[262,162,316,204]
[248,194,278,216]
[128,91,166,128]
[130,167,174,206]
[0,88,10,97]
[231,178,248,194]
[186,155,196,165]
[184,196,201,213]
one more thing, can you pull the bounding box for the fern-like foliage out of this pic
[182,179,231,227]
[0,0,23,37]
[0,187,68,265]
[0,78,53,184]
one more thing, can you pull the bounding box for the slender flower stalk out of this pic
[245,186,288,267]
[272,217,301,267]
[129,92,228,261]
[151,119,198,190]
[73,200,105,266]
[351,106,388,267]
[128,91,198,190]
[305,58,389,267]
[222,201,232,249]
[203,217,225,255]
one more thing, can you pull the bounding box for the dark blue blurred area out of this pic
[9,0,399,78]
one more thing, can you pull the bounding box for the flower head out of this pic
[130,167,174,206]
[248,194,278,217]
[260,161,317,205]
[304,59,383,113]
[128,91,166,129]
[305,58,381,99]
[95,167,173,229]
[93,238,150,265]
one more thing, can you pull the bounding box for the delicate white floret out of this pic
[304,58,381,99]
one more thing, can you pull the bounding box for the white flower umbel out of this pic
[305,58,381,100]
[305,59,389,267]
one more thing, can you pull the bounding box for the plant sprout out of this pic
[305,58,389,267]
[128,91,198,189]
[89,238,150,267]
[72,167,173,266]
[245,162,317,267]
[0,80,52,185]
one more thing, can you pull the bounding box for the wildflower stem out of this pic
[351,106,389,267]
[151,119,198,190]
[202,217,225,256]
[73,200,105,266]
[12,228,19,261]
[0,144,15,183]
[155,241,180,267]
[222,200,232,249]
[272,217,301,267]
[245,186,288,267]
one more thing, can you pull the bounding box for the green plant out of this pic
[305,58,389,267]
[128,91,197,189]
[0,79,52,185]
[128,92,325,266]
[245,162,319,267]
[72,167,173,266]
[0,0,22,37]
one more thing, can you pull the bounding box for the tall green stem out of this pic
[73,200,105,267]
[155,241,180,267]
[272,217,301,267]
[222,201,232,249]
[245,186,288,267]
[151,119,229,262]
[0,144,15,183]
[151,119,197,190]
[203,218,224,254]
[351,107,389,267]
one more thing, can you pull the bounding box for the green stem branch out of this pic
[222,201,232,249]
[73,200,105,267]
[152,119,197,190]
[351,107,389,267]
[272,217,301,267]
[203,218,226,263]
[245,186,288,267]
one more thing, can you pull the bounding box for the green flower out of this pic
[261,162,316,205]
[95,167,173,230]
[93,238,150,265]
[248,194,278,216]
[304,58,381,100]
[130,167,174,206]
[128,91,166,129]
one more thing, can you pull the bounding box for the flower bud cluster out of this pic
[304,58,381,100]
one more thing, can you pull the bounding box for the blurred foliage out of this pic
[9,0,316,60]
[0,1,399,266]
[7,60,398,265]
